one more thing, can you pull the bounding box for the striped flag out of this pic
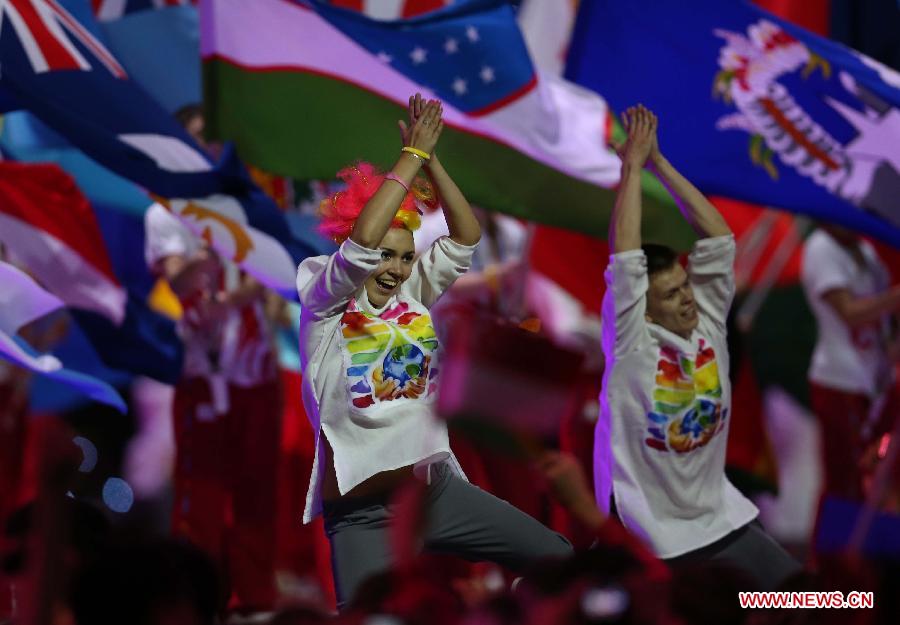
[202,0,692,243]
[0,161,127,324]
[2,0,127,76]
[0,0,316,296]
[0,161,185,384]
[0,260,127,411]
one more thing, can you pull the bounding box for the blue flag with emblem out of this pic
[566,0,900,246]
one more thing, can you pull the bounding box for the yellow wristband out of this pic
[401,146,430,161]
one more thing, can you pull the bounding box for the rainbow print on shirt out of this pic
[340,298,440,411]
[645,339,726,453]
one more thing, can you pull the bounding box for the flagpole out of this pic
[733,209,779,292]
[736,216,810,332]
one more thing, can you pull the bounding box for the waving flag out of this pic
[76,203,186,384]
[0,260,127,412]
[0,161,127,324]
[94,1,201,112]
[92,0,195,22]
[567,0,900,247]
[201,0,690,244]
[0,0,315,294]
[0,161,184,383]
[517,0,578,78]
[0,111,153,217]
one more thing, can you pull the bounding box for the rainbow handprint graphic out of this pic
[645,340,726,453]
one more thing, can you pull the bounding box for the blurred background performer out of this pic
[801,224,900,508]
[143,105,282,609]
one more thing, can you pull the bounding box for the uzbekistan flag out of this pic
[201,0,690,244]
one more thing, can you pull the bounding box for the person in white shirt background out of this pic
[801,224,900,507]
[295,94,572,609]
[597,104,800,590]
[143,105,282,609]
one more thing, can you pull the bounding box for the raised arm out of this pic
[823,287,900,329]
[423,154,481,246]
[405,94,480,246]
[156,250,218,300]
[602,107,657,356]
[610,105,655,252]
[647,112,731,239]
[298,98,448,317]
[350,98,443,249]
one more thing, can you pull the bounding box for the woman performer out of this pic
[295,95,573,608]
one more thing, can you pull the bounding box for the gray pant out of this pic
[323,462,573,607]
[664,520,802,591]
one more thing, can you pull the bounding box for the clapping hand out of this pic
[397,93,443,157]
[612,104,658,169]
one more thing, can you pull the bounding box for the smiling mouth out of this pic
[375,277,398,292]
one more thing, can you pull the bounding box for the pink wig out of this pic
[317,162,437,244]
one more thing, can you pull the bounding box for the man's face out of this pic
[646,263,698,339]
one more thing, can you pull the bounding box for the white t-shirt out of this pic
[296,236,477,523]
[801,230,892,397]
[415,209,527,271]
[596,235,758,558]
[143,203,276,389]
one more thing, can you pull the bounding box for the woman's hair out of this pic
[317,162,437,244]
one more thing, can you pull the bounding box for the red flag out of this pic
[0,162,126,323]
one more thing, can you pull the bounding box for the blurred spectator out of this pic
[801,224,900,506]
[142,104,283,608]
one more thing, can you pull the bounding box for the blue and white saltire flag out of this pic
[0,0,314,295]
[567,0,900,246]
[0,260,127,412]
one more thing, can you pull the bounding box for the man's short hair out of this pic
[642,243,679,277]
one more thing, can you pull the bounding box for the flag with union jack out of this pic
[0,0,316,296]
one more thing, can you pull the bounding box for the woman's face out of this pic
[364,228,415,308]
